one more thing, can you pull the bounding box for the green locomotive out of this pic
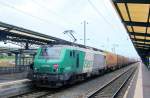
[31,45,106,87]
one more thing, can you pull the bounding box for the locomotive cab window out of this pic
[73,50,75,57]
[70,51,72,57]
[39,47,61,59]
[70,50,76,58]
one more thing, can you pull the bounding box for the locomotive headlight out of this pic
[53,64,59,69]
[53,64,59,71]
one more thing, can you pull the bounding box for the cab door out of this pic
[76,53,79,68]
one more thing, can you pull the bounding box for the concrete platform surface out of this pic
[0,72,28,83]
[123,62,150,98]
[0,79,32,97]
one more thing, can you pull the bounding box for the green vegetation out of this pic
[0,56,15,60]
[0,55,15,67]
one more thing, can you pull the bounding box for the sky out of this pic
[0,0,139,58]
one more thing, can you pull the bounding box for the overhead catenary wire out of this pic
[31,0,76,26]
[0,1,66,29]
[30,0,89,41]
[102,0,131,39]
[88,0,114,27]
[87,0,120,33]
[87,0,133,52]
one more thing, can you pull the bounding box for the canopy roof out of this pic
[112,0,150,60]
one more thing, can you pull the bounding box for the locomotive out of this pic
[29,45,135,87]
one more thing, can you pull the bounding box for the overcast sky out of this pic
[0,0,139,58]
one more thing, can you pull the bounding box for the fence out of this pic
[0,65,30,74]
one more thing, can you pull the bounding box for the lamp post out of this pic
[81,20,88,46]
[79,38,90,46]
[112,44,119,54]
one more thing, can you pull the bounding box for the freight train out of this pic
[29,45,135,88]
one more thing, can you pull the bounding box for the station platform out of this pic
[123,62,150,98]
[0,72,31,97]
[0,72,28,83]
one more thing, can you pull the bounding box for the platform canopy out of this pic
[0,21,71,46]
[112,0,150,64]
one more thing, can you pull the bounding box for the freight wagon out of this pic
[105,52,117,69]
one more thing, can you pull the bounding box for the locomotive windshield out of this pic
[39,47,61,59]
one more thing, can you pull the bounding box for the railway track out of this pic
[87,66,137,98]
[9,64,137,98]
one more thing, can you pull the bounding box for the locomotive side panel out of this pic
[92,54,106,71]
[82,52,94,73]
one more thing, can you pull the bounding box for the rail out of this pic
[87,66,137,98]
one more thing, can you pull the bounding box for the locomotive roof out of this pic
[41,45,106,55]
